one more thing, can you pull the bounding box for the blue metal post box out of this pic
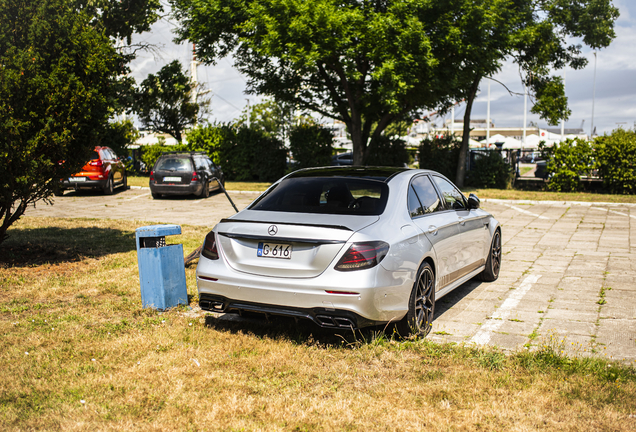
[135,224,188,310]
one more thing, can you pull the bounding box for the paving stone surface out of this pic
[24,190,636,363]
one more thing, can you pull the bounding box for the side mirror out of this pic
[467,193,480,209]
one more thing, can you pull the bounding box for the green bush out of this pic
[141,143,188,171]
[364,136,409,167]
[185,124,228,165]
[539,138,593,192]
[289,123,334,169]
[418,135,460,178]
[218,126,287,182]
[594,128,636,194]
[468,151,512,189]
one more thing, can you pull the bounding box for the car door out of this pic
[107,148,123,183]
[408,175,463,291]
[206,158,222,189]
[193,155,211,191]
[431,175,488,279]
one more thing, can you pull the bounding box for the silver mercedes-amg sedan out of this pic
[196,167,501,336]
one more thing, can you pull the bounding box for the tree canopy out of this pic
[172,0,619,175]
[135,60,203,143]
[0,0,162,245]
[450,0,619,186]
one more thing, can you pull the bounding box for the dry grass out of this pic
[1,217,636,431]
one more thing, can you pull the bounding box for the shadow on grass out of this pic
[203,313,390,348]
[0,226,136,267]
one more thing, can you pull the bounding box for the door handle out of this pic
[458,217,465,226]
[427,225,438,235]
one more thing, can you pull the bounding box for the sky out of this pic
[129,0,636,136]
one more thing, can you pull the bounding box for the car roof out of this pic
[158,151,207,157]
[287,166,411,183]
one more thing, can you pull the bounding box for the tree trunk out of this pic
[455,77,481,188]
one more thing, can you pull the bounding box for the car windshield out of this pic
[249,177,389,215]
[156,157,192,172]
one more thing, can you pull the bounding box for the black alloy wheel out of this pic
[200,180,209,198]
[478,229,501,282]
[396,261,435,337]
[103,176,114,195]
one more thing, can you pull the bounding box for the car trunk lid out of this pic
[216,211,379,278]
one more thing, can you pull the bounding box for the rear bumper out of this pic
[199,293,378,330]
[196,254,413,328]
[60,178,107,190]
[150,181,203,196]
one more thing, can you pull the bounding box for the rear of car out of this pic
[149,152,224,198]
[196,167,411,329]
[57,146,126,195]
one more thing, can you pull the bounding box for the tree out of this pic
[0,0,127,245]
[172,0,482,166]
[135,60,203,143]
[451,0,619,187]
[0,0,162,246]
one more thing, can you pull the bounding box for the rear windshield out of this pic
[249,177,389,215]
[155,157,193,172]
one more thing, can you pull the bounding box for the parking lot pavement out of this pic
[24,189,636,362]
[431,200,636,363]
[25,187,260,227]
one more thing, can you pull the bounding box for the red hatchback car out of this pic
[56,146,127,195]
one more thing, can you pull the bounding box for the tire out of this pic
[103,176,114,195]
[199,181,209,198]
[53,188,64,197]
[477,229,501,282]
[121,173,127,190]
[151,192,161,199]
[396,261,435,337]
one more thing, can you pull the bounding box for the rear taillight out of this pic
[192,172,199,181]
[201,232,219,260]
[89,159,103,167]
[334,241,389,272]
[149,171,154,181]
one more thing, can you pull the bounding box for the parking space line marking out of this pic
[591,207,635,219]
[125,192,150,201]
[501,203,551,220]
[469,274,542,346]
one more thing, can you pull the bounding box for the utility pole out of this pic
[561,69,566,142]
[486,80,491,146]
[245,99,250,128]
[591,52,597,138]
[451,106,455,136]
[523,82,527,148]
[191,43,199,104]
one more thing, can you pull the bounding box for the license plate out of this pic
[257,242,292,259]
[163,176,181,182]
[69,177,86,182]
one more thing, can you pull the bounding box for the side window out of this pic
[408,185,424,218]
[411,176,442,215]
[108,148,118,160]
[193,156,207,171]
[432,176,466,210]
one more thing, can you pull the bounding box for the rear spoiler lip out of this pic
[218,232,346,245]
[218,218,353,232]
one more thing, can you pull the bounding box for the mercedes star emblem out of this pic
[268,225,278,236]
